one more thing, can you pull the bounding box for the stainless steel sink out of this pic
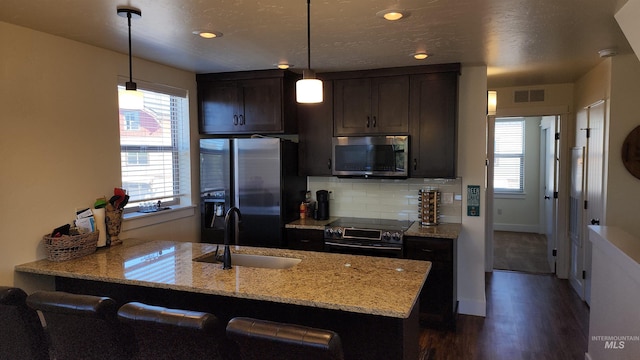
[195,252,301,269]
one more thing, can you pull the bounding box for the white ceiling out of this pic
[0,0,633,88]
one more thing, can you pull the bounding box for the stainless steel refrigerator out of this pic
[200,137,305,247]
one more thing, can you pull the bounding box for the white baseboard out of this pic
[493,223,541,233]
[458,297,486,317]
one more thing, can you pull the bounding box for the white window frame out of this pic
[117,80,191,213]
[494,118,525,194]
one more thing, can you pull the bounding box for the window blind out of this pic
[118,83,189,209]
[494,118,525,192]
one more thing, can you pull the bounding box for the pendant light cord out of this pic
[127,12,134,87]
[306,0,311,72]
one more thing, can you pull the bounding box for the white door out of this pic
[541,116,558,273]
[583,100,606,306]
[569,146,585,299]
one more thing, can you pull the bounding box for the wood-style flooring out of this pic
[419,270,590,360]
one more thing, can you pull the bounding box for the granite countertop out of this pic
[285,217,339,230]
[15,239,430,318]
[404,222,462,239]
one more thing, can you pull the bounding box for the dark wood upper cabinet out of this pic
[409,71,459,178]
[298,80,334,176]
[334,76,409,135]
[197,70,298,135]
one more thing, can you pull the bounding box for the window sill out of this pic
[122,205,196,232]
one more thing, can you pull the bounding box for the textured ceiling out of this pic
[0,0,633,87]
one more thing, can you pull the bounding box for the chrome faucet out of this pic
[222,206,241,269]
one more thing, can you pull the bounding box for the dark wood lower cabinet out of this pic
[404,236,457,330]
[286,228,325,252]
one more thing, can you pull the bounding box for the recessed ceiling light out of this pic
[413,52,429,60]
[376,9,410,21]
[598,48,617,58]
[193,30,222,39]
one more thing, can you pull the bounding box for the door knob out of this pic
[544,195,550,199]
[590,218,600,225]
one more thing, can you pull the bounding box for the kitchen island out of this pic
[16,239,430,359]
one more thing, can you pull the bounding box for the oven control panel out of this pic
[324,227,403,244]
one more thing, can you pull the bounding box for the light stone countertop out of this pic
[15,239,430,318]
[285,217,339,230]
[404,222,462,239]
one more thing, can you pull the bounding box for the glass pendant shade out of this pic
[296,78,323,103]
[118,89,144,110]
[487,90,497,115]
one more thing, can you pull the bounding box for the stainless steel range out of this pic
[324,217,413,258]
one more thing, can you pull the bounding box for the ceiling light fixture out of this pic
[193,30,223,39]
[376,9,410,21]
[296,0,323,103]
[413,52,428,60]
[276,63,291,70]
[117,7,143,110]
[598,48,617,58]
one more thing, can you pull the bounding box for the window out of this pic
[494,118,525,193]
[118,82,190,211]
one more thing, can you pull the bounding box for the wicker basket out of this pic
[42,231,99,261]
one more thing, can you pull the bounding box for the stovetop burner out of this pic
[326,217,413,232]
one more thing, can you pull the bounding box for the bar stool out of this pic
[0,287,48,360]
[117,301,238,360]
[26,290,135,360]
[226,317,344,360]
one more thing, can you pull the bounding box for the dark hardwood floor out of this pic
[419,270,590,360]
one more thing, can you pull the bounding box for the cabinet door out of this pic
[409,72,458,178]
[286,229,325,251]
[299,81,333,176]
[199,81,241,134]
[334,78,372,135]
[371,76,409,133]
[240,78,283,133]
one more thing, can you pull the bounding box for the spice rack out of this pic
[418,188,440,226]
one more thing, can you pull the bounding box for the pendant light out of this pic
[296,0,323,103]
[117,7,144,110]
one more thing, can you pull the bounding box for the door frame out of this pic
[485,106,570,278]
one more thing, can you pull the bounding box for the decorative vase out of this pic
[105,204,124,246]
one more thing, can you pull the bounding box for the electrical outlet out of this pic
[442,192,454,204]
[497,208,502,215]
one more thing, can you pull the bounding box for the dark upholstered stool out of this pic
[26,290,135,360]
[0,287,48,360]
[226,317,344,360]
[117,301,237,360]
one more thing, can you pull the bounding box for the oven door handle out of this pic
[325,241,402,251]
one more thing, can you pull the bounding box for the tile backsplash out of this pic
[308,177,462,223]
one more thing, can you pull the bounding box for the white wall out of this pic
[606,54,640,236]
[0,22,200,290]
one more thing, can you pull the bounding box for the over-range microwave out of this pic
[332,136,409,178]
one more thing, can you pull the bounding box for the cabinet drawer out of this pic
[286,229,325,252]
[404,237,453,262]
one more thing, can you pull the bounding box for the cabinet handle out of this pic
[233,115,239,126]
[300,239,311,243]
[327,158,332,170]
[372,116,377,127]
[420,248,434,252]
[239,114,245,125]
[366,116,370,128]
[413,158,417,171]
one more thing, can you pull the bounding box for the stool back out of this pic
[0,287,48,360]
[26,290,134,360]
[118,301,237,360]
[226,317,344,360]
